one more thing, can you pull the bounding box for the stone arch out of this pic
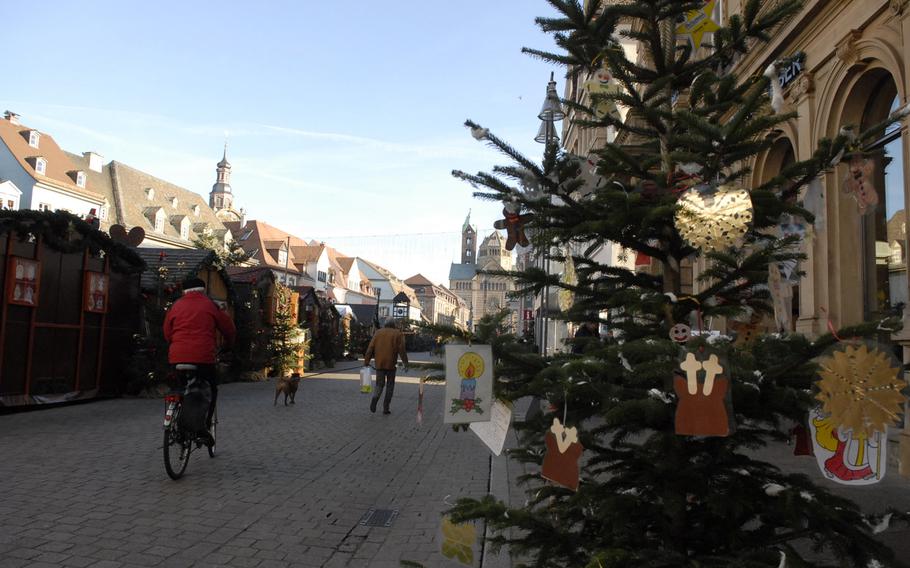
[820,56,905,326]
[751,131,797,190]
[815,37,906,141]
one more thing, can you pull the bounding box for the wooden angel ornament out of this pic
[673,352,732,437]
[541,418,584,491]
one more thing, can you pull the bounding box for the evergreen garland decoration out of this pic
[0,210,145,273]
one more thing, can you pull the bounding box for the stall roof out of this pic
[135,248,216,291]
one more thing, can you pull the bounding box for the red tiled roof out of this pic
[0,117,105,202]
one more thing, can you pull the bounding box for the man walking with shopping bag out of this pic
[364,320,409,414]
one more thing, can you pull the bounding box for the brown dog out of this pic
[274,373,301,406]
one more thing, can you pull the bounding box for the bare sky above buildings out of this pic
[2,1,560,285]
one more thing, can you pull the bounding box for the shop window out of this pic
[860,80,906,317]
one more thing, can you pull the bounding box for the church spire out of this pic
[210,142,233,212]
[462,209,473,233]
[461,209,476,264]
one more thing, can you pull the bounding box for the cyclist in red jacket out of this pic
[163,277,236,442]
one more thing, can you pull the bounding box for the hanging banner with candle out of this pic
[444,345,494,424]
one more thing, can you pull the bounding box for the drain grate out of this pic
[359,508,399,527]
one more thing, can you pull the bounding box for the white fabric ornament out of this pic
[469,126,489,140]
[764,63,784,113]
[803,178,826,232]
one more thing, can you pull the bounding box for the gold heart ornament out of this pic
[675,185,753,252]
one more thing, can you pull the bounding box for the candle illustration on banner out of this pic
[444,344,494,423]
[458,351,482,412]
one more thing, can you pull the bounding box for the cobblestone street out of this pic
[0,362,493,568]
[4,359,910,567]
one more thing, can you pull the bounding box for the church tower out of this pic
[461,211,477,264]
[210,143,233,211]
[209,144,243,223]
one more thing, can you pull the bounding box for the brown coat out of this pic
[364,328,408,370]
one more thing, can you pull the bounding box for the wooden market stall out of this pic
[0,211,145,406]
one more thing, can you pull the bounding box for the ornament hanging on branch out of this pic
[808,343,905,485]
[842,154,878,215]
[675,185,753,253]
[673,351,732,437]
[767,263,793,332]
[729,316,761,348]
[676,0,720,50]
[565,154,607,195]
[557,248,576,312]
[541,417,584,491]
[815,343,904,439]
[582,64,621,121]
[493,201,532,251]
[777,213,807,284]
[669,323,691,344]
[440,516,476,566]
[790,422,813,457]
[809,406,888,485]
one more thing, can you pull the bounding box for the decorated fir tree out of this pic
[266,284,305,376]
[448,0,910,566]
[193,232,251,269]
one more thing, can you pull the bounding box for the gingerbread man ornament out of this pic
[843,156,878,215]
[494,204,532,251]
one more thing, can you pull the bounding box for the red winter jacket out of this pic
[163,291,236,364]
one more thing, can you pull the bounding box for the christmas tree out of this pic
[449,0,910,565]
[266,284,305,376]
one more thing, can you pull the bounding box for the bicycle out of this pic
[162,364,217,480]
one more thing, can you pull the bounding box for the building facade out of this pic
[405,273,470,329]
[0,112,108,219]
[449,214,517,330]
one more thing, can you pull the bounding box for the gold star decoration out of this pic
[815,344,906,439]
[675,185,753,252]
[676,0,720,50]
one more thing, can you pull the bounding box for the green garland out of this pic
[0,210,145,273]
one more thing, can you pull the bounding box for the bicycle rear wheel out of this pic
[163,426,191,479]
[207,406,217,458]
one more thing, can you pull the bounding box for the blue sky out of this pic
[2,1,562,285]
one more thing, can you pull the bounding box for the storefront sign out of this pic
[778,52,805,89]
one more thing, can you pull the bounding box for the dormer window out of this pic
[28,130,40,148]
[180,220,189,240]
[154,211,165,233]
[278,249,288,266]
[170,196,178,208]
[68,170,87,188]
[192,204,200,216]
[145,187,155,200]
[34,157,47,175]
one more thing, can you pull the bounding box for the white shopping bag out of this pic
[360,366,373,394]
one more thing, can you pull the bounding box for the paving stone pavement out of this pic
[0,361,494,568]
[5,359,910,567]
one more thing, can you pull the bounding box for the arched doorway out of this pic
[759,135,800,331]
[853,74,906,318]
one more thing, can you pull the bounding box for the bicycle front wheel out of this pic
[163,427,191,480]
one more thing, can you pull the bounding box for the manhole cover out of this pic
[359,508,399,527]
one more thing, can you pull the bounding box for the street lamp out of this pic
[535,71,564,357]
